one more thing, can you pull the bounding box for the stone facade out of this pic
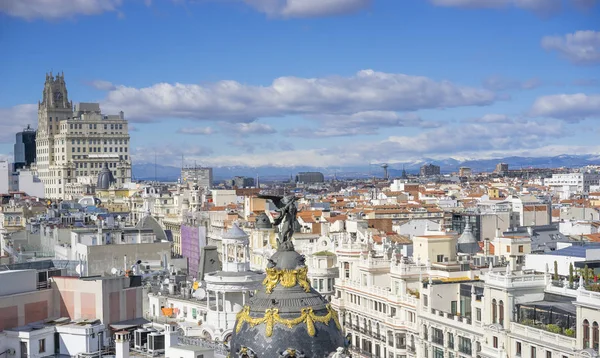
[34,73,132,199]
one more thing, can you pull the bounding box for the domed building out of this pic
[97,162,116,190]
[230,202,346,357]
[457,222,480,255]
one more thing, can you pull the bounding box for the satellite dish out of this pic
[193,288,206,300]
[75,264,83,276]
[163,278,170,285]
[111,268,119,275]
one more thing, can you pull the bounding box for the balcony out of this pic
[432,336,444,346]
[349,346,374,358]
[358,257,391,270]
[390,262,428,277]
[426,308,473,327]
[483,271,547,289]
[510,322,576,349]
[337,279,419,306]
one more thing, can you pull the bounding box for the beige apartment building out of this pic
[34,73,132,199]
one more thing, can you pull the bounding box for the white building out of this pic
[545,172,600,199]
[12,169,45,198]
[0,161,9,194]
[34,73,132,200]
[182,166,213,189]
[331,229,600,358]
[147,225,263,344]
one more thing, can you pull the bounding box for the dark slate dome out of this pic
[457,222,480,254]
[96,163,116,190]
[230,249,345,357]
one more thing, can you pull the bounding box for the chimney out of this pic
[114,331,130,358]
[164,323,178,349]
[527,226,534,236]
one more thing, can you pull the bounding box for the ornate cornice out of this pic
[235,304,341,338]
[262,266,311,294]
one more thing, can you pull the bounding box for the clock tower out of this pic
[33,72,132,200]
[35,72,73,198]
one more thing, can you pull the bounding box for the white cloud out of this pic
[177,126,214,135]
[541,30,600,65]
[194,117,569,167]
[362,118,565,160]
[0,0,123,20]
[243,0,370,18]
[464,113,512,123]
[482,75,543,91]
[286,111,440,137]
[88,80,117,91]
[220,122,277,135]
[0,104,37,143]
[131,144,213,164]
[102,70,496,122]
[530,93,600,121]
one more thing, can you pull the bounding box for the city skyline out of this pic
[0,0,599,168]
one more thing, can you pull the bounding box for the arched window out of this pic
[499,300,504,326]
[593,321,599,350]
[492,299,497,324]
[584,319,590,348]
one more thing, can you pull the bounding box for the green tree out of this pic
[553,261,559,281]
[569,263,574,287]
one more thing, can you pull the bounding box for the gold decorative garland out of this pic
[262,267,311,293]
[235,304,341,337]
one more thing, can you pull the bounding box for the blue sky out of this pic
[0,0,599,168]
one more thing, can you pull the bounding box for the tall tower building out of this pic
[14,125,37,170]
[34,73,132,199]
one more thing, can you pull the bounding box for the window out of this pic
[476,308,482,322]
[451,300,457,315]
[492,299,497,323]
[499,300,504,325]
[518,245,524,253]
[423,294,428,307]
[506,245,510,253]
[458,337,472,355]
[493,336,498,348]
[447,333,454,349]
[432,328,443,345]
[546,351,552,358]
[594,322,599,350]
[516,342,522,356]
[39,339,46,353]
[584,319,590,348]
[436,254,444,262]
[531,346,537,358]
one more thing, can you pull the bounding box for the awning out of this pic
[109,317,150,330]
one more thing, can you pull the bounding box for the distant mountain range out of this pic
[132,154,600,182]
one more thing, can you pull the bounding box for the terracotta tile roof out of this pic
[478,241,495,255]
[523,205,548,212]
[584,233,600,242]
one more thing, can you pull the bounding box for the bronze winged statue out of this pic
[259,194,298,251]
